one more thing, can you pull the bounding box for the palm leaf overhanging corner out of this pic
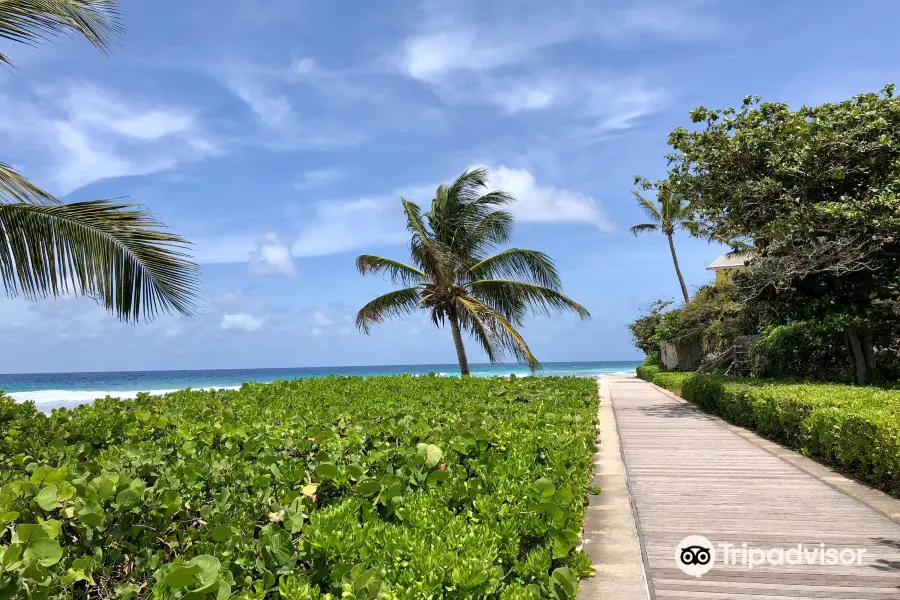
[355,167,590,375]
[0,0,123,67]
[0,0,201,322]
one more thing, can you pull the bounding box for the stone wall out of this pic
[659,340,702,371]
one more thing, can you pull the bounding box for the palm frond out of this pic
[0,0,123,66]
[355,287,422,334]
[0,199,200,321]
[466,209,513,257]
[0,162,58,205]
[456,296,540,371]
[356,254,428,286]
[468,279,591,324]
[453,300,498,364]
[465,248,561,289]
[629,223,659,236]
[448,167,490,204]
[632,191,662,223]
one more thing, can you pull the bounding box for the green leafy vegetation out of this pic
[633,85,900,384]
[636,370,900,497]
[0,376,599,599]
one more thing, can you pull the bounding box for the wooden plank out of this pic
[608,377,900,599]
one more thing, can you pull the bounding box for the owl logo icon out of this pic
[676,535,716,577]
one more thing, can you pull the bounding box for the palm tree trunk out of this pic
[667,233,690,303]
[448,307,470,376]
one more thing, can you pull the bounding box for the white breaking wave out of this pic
[9,386,242,405]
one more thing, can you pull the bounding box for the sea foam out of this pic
[9,386,241,405]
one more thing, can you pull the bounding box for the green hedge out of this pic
[0,376,599,599]
[635,365,660,381]
[646,373,900,498]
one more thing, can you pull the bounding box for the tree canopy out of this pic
[642,85,900,383]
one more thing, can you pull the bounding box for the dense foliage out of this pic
[627,282,748,367]
[626,300,672,355]
[0,376,599,599]
[750,321,852,381]
[637,370,900,497]
[644,86,900,383]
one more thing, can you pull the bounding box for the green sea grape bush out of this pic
[0,376,599,599]
[645,372,900,497]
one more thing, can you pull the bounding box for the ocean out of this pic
[0,361,639,412]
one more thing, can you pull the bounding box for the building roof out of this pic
[706,252,752,270]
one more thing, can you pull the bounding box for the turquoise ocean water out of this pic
[0,361,639,412]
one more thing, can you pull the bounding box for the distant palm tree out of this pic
[0,1,199,321]
[630,191,694,303]
[355,168,590,375]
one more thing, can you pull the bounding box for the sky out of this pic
[1,0,898,373]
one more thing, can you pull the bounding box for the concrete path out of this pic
[607,376,900,600]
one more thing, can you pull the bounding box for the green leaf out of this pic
[347,464,365,480]
[23,538,63,567]
[416,443,443,468]
[532,478,556,499]
[13,524,47,544]
[314,463,339,480]
[357,479,381,497]
[77,500,105,528]
[0,544,22,569]
[550,567,579,599]
[115,488,141,510]
[40,520,61,539]
[210,524,234,543]
[36,485,60,511]
[30,466,66,486]
[165,564,202,588]
[260,525,294,566]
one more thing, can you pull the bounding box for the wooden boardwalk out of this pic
[608,377,900,600]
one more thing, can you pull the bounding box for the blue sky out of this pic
[1,0,898,373]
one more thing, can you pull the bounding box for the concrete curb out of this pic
[646,380,900,524]
[578,380,652,600]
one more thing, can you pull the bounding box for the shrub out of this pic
[650,372,694,392]
[642,353,664,368]
[635,365,660,381]
[0,376,599,599]
[751,321,851,381]
[627,299,673,354]
[655,373,900,497]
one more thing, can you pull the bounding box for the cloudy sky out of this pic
[0,0,896,373]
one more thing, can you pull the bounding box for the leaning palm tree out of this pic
[0,1,199,321]
[356,168,590,375]
[630,191,694,303]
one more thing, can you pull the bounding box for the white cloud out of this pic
[163,326,182,339]
[0,83,218,194]
[294,168,344,190]
[249,233,296,276]
[311,327,324,337]
[338,326,353,335]
[227,78,294,128]
[291,194,411,257]
[293,58,316,74]
[485,165,613,231]
[221,313,265,332]
[311,311,334,326]
[192,236,257,264]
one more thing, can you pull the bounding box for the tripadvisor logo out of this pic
[675,535,715,577]
[675,535,868,577]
